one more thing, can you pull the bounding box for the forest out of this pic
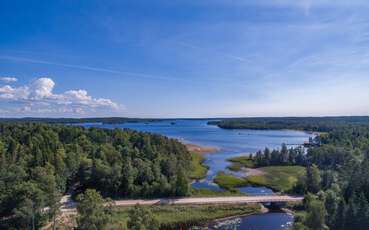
[215,117,369,229]
[0,122,191,229]
[293,125,369,230]
[0,117,159,124]
[208,116,369,132]
[2,117,369,229]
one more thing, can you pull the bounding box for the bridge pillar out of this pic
[263,201,287,209]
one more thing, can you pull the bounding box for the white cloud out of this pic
[0,77,122,116]
[0,77,18,83]
[29,78,55,99]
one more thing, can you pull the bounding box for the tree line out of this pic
[243,123,369,229]
[209,116,369,132]
[250,144,307,167]
[0,117,159,124]
[0,122,191,229]
[294,127,369,229]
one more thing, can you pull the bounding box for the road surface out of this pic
[113,195,303,207]
[59,195,303,213]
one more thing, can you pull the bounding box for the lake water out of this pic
[80,119,311,230]
[206,212,294,230]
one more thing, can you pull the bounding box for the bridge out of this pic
[113,195,304,207]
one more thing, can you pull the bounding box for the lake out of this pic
[80,119,312,230]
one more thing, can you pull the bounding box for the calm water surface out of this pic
[81,120,311,230]
[206,212,294,230]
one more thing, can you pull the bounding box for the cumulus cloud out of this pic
[0,77,18,83]
[0,77,121,116]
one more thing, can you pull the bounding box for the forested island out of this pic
[0,117,160,124]
[208,116,369,132]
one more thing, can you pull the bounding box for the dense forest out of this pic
[0,117,159,124]
[0,122,191,229]
[223,118,369,229]
[292,125,369,230]
[208,116,369,132]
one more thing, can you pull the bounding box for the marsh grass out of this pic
[111,204,261,229]
[228,156,256,168]
[190,152,209,180]
[246,166,305,192]
[214,171,248,190]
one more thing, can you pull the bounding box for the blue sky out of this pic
[1,0,369,118]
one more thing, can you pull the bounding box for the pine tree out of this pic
[305,198,328,230]
[76,189,112,230]
[306,164,321,193]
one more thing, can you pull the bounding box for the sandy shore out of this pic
[185,143,218,154]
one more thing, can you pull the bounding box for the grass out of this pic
[245,166,305,192]
[111,204,261,229]
[190,152,209,180]
[214,164,305,193]
[214,171,248,190]
[227,163,242,171]
[228,156,256,168]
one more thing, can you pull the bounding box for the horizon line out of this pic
[1,115,369,120]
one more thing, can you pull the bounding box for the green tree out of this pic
[320,170,337,190]
[345,192,369,230]
[263,147,271,165]
[324,188,340,229]
[292,222,307,230]
[31,165,61,230]
[76,189,112,230]
[127,204,159,230]
[306,164,321,193]
[280,144,289,164]
[333,199,347,230]
[305,198,328,230]
[175,168,190,196]
[14,182,45,230]
[121,158,135,196]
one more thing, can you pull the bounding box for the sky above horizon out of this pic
[1,0,369,118]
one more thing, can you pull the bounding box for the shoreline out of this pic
[185,143,218,154]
